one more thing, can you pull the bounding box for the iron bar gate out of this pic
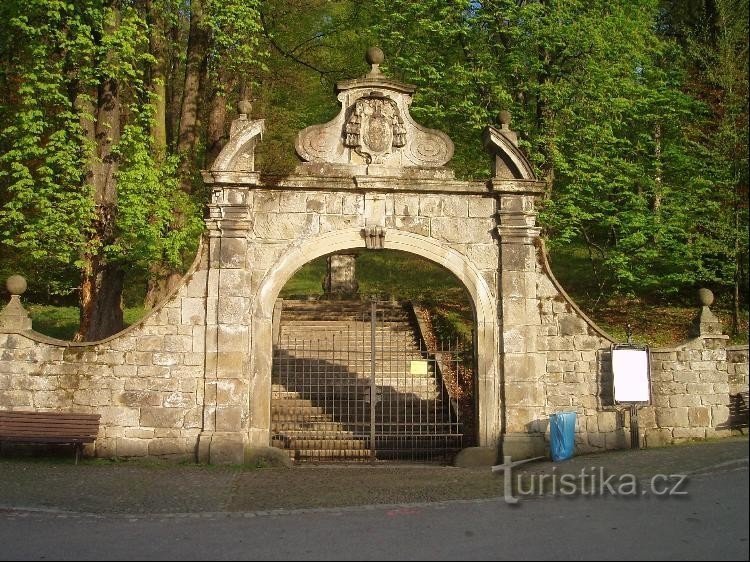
[270,300,469,463]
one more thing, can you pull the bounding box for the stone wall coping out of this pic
[726,344,749,352]
[538,238,616,344]
[651,335,730,353]
[489,179,546,194]
[1,237,206,348]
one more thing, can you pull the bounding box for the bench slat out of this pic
[0,421,100,428]
[0,413,100,421]
[2,436,96,443]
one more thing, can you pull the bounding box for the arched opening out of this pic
[248,229,500,463]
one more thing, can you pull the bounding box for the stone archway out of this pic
[198,49,548,464]
[247,228,500,454]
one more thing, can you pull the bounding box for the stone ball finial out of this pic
[366,46,385,66]
[237,98,252,116]
[697,287,714,307]
[498,110,512,127]
[6,275,27,296]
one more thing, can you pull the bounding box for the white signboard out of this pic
[612,347,651,403]
[410,360,428,375]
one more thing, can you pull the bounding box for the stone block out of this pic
[116,438,149,457]
[148,438,189,457]
[384,215,429,236]
[710,405,730,425]
[701,393,729,406]
[669,394,702,407]
[181,298,206,326]
[125,428,154,439]
[280,191,308,212]
[98,406,139,427]
[558,315,588,336]
[573,335,603,350]
[135,336,163,352]
[342,193,365,215]
[597,411,618,432]
[698,370,729,383]
[468,197,496,218]
[393,194,420,216]
[320,214,364,232]
[431,217,494,244]
[672,427,706,439]
[215,406,243,431]
[33,390,72,409]
[500,243,536,272]
[254,213,318,240]
[140,407,184,428]
[163,391,194,408]
[152,353,180,367]
[673,371,700,383]
[685,383,713,394]
[505,383,545,407]
[655,407,689,427]
[688,406,710,426]
[117,390,162,407]
[253,191,281,213]
[645,428,673,447]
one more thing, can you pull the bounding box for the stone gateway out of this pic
[0,50,747,464]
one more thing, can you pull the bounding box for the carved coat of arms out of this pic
[344,92,407,164]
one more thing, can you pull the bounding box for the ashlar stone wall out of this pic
[0,247,210,459]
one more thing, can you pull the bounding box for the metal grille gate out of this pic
[271,300,469,463]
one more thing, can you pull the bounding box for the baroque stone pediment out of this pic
[295,49,454,178]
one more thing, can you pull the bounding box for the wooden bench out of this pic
[0,411,101,464]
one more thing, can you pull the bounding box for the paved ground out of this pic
[0,439,747,560]
[0,437,747,515]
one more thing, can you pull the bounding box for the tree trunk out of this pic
[177,0,209,192]
[206,71,231,167]
[75,6,125,341]
[147,0,168,156]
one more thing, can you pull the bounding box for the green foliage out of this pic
[113,121,202,268]
[366,0,748,302]
[0,1,95,295]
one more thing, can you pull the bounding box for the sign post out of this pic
[611,326,651,449]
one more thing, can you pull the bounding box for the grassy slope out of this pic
[546,245,749,346]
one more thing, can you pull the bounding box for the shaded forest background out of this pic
[0,0,747,342]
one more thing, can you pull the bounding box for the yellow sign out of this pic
[410,360,429,375]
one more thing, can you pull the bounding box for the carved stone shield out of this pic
[344,92,406,164]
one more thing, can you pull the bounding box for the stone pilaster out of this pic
[0,275,32,332]
[198,185,254,464]
[323,254,359,296]
[494,181,547,459]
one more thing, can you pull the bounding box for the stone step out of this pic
[292,449,373,460]
[286,438,369,450]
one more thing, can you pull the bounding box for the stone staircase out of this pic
[271,300,463,462]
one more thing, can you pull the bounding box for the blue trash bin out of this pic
[549,411,577,462]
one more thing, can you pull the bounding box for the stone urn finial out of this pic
[0,275,32,331]
[237,98,252,120]
[498,110,512,129]
[366,46,384,75]
[494,109,519,147]
[690,287,723,337]
[6,274,27,296]
[697,287,714,307]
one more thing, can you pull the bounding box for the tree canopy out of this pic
[0,0,747,338]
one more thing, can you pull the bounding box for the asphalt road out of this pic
[1,465,747,560]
